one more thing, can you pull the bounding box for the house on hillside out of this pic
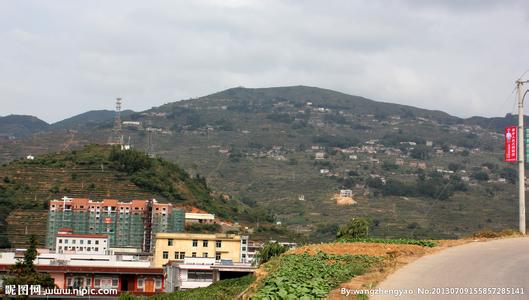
[315,152,325,160]
[340,189,353,197]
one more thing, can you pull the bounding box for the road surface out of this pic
[371,237,529,300]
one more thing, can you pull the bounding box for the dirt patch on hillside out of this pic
[291,242,431,257]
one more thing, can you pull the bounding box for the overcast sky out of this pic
[1,0,529,123]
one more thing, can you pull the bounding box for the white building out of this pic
[55,228,109,255]
[315,152,325,160]
[184,213,215,224]
[0,249,151,268]
[340,189,353,198]
[163,257,255,291]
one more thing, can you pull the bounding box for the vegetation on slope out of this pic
[1,86,520,242]
[0,144,243,247]
[254,252,382,299]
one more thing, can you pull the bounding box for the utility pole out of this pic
[517,80,528,235]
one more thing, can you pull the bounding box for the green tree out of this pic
[4,235,55,288]
[472,171,489,181]
[256,242,288,264]
[336,217,370,239]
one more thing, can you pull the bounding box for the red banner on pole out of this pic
[505,126,518,162]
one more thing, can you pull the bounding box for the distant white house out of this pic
[122,121,141,126]
[26,155,35,160]
[185,213,215,225]
[340,189,353,197]
[320,169,330,174]
[315,152,325,160]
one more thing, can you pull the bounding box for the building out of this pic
[315,152,325,160]
[153,233,249,267]
[55,228,109,254]
[0,249,163,294]
[184,213,215,225]
[339,189,353,198]
[163,257,255,291]
[46,197,185,252]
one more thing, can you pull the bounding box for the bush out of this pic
[472,171,489,181]
[256,242,288,264]
[336,217,370,239]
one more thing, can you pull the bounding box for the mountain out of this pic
[0,86,519,242]
[0,114,49,138]
[51,109,135,129]
[0,144,243,248]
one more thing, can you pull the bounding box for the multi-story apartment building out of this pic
[46,197,185,252]
[153,233,249,267]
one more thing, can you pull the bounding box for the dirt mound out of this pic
[290,242,430,257]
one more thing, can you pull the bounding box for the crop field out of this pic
[253,252,383,299]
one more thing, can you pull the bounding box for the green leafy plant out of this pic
[254,252,382,299]
[336,217,371,239]
[256,242,288,264]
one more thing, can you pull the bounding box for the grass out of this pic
[337,237,438,248]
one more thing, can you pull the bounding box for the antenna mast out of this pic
[108,97,124,146]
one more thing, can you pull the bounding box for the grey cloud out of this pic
[1,0,529,122]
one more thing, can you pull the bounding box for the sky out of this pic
[1,0,529,123]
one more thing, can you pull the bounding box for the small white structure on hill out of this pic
[340,189,353,198]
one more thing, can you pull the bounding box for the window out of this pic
[174,252,178,259]
[216,240,222,248]
[155,279,162,289]
[187,271,213,282]
[95,247,99,252]
[242,247,246,251]
[112,278,119,287]
[95,240,99,245]
[80,240,84,245]
[203,240,208,247]
[163,251,169,259]
[64,239,68,244]
[168,239,173,246]
[242,254,246,258]
[242,239,247,244]
[192,240,198,247]
[203,252,208,258]
[137,278,144,288]
[192,252,196,258]
[87,240,91,245]
[215,252,221,260]
[58,239,62,244]
[179,252,185,259]
[94,279,101,287]
[72,240,76,244]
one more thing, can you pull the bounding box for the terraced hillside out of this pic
[0,144,244,247]
[0,86,522,242]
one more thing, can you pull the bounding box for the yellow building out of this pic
[153,233,249,267]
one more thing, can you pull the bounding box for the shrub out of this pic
[336,217,370,239]
[256,242,288,264]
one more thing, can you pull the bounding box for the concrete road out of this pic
[372,238,529,300]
